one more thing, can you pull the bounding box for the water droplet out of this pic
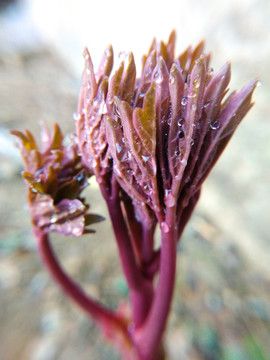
[143,66,151,78]
[139,91,147,99]
[142,155,150,162]
[169,73,175,84]
[210,119,220,130]
[190,139,194,146]
[161,222,170,233]
[86,68,91,75]
[177,118,183,127]
[77,173,84,182]
[175,149,180,156]
[91,158,98,168]
[178,130,184,139]
[116,143,122,153]
[188,91,196,98]
[181,97,187,106]
[127,169,134,176]
[193,75,200,88]
[30,186,38,193]
[207,68,214,76]
[181,158,187,166]
[154,69,163,83]
[165,189,176,207]
[191,104,197,111]
[50,215,58,224]
[256,80,262,87]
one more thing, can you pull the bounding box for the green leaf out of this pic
[84,213,105,225]
[22,171,46,193]
[120,52,136,104]
[51,123,63,150]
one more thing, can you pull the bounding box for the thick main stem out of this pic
[134,208,177,359]
[141,223,155,266]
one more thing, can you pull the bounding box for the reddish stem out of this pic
[34,227,128,337]
[105,196,154,328]
[134,208,177,360]
[141,223,156,266]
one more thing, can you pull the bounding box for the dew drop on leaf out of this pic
[116,143,122,153]
[181,97,187,106]
[188,91,196,98]
[169,73,175,84]
[165,189,176,207]
[50,215,57,224]
[142,155,150,162]
[161,222,170,233]
[209,119,220,130]
[178,130,184,139]
[154,69,164,84]
[207,68,214,76]
[177,118,183,127]
[181,158,187,166]
[193,75,200,88]
[139,92,147,99]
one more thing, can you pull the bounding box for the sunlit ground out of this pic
[0,1,269,359]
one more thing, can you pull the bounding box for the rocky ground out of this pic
[0,1,270,359]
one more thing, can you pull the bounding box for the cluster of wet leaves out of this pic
[11,124,103,236]
[76,31,257,229]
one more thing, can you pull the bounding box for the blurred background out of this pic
[0,0,269,359]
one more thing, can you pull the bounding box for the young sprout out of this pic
[13,31,257,360]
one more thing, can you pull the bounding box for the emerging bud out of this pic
[12,124,103,236]
[77,31,257,226]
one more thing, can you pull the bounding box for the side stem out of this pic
[34,227,127,336]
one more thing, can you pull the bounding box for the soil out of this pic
[0,2,269,360]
